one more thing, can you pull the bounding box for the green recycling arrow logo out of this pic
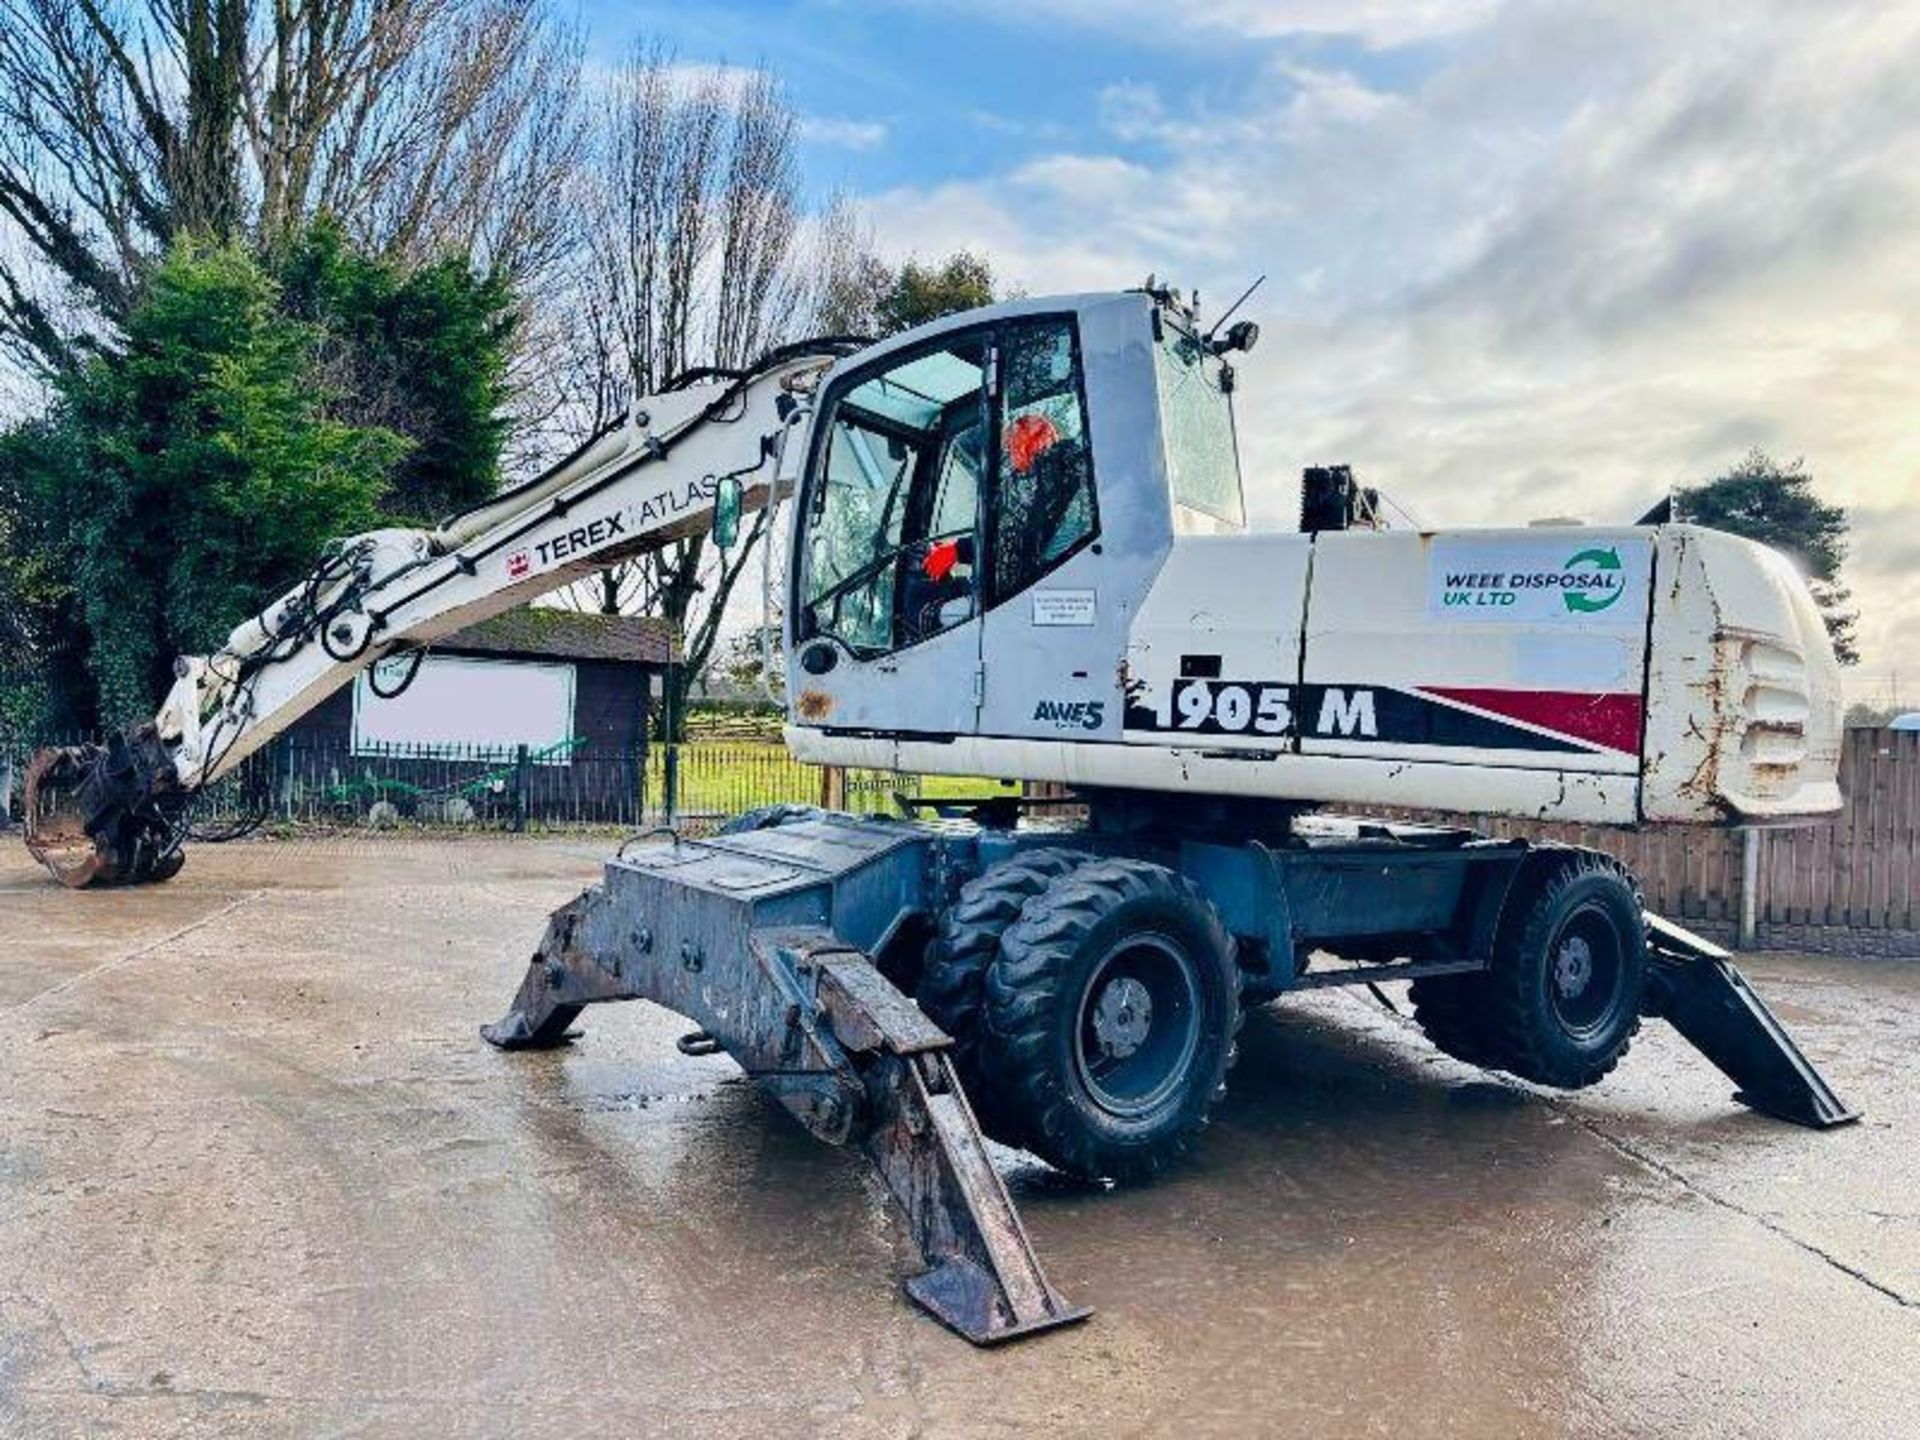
[1562,546,1623,613]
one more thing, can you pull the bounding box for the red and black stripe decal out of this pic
[1349,686,1608,753]
[1125,679,1642,755]
[1417,687,1642,755]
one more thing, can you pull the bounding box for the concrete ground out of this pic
[1,837,1915,1439]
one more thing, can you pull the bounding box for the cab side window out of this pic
[988,320,1098,603]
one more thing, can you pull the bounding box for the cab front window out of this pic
[1155,322,1244,527]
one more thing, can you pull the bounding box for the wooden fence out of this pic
[1438,728,1919,954]
[11,727,1913,952]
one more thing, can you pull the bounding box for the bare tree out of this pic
[808,192,892,337]
[547,47,872,736]
[0,0,584,378]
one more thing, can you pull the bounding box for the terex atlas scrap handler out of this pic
[26,285,1857,1343]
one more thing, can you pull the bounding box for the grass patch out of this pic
[645,741,1020,818]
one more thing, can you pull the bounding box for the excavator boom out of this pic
[23,339,857,886]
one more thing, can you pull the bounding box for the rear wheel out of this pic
[918,848,1085,1144]
[1415,850,1646,1088]
[1488,851,1645,1087]
[984,859,1240,1182]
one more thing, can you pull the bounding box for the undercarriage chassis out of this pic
[481,812,1855,1344]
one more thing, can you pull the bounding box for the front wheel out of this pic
[918,848,1087,1146]
[984,859,1241,1183]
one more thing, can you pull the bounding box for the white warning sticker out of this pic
[1032,588,1097,627]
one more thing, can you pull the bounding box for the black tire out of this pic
[919,848,1086,1144]
[984,859,1241,1182]
[1482,850,1646,1088]
[717,803,830,835]
[1236,940,1289,1009]
[1408,972,1509,1069]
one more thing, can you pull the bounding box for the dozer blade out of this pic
[1642,912,1859,1129]
[21,732,185,889]
[482,833,1090,1345]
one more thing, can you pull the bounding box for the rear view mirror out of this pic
[713,476,743,550]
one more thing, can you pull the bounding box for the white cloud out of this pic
[1101,67,1404,149]
[799,115,890,150]
[1182,0,1501,46]
[852,0,1920,692]
[1273,64,1405,133]
[898,0,1498,48]
[657,60,765,97]
[579,58,774,104]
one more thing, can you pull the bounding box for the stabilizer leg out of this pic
[813,957,1091,1343]
[1642,913,1859,1129]
[481,879,1088,1343]
[479,890,595,1049]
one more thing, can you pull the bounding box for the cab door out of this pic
[788,330,991,736]
[972,316,1111,740]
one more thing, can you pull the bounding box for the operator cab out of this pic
[787,288,1249,741]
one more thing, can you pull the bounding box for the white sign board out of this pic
[1032,588,1097,627]
[352,655,577,761]
[1427,535,1651,626]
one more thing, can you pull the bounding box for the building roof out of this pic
[441,607,678,666]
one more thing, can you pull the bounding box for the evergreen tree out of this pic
[1677,449,1858,665]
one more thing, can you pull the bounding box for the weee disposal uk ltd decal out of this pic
[1427,535,1652,625]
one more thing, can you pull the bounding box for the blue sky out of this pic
[590,2,1920,697]
[598,2,1446,198]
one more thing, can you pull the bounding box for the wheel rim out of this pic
[1548,901,1627,1038]
[1073,933,1202,1120]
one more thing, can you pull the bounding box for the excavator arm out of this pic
[24,338,858,887]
